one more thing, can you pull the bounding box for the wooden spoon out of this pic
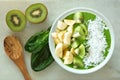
[4,35,32,80]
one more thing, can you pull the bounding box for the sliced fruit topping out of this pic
[79,44,86,59]
[55,43,63,58]
[73,56,84,68]
[25,3,48,23]
[57,21,68,30]
[64,51,73,64]
[74,12,83,23]
[6,10,26,32]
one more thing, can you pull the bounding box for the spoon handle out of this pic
[14,55,32,80]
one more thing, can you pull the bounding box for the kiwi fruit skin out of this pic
[6,10,26,32]
[25,3,48,24]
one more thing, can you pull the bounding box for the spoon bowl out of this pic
[4,35,32,80]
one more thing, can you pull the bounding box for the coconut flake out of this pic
[83,17,108,68]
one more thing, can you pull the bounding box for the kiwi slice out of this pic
[6,10,26,32]
[25,3,48,23]
[73,56,84,68]
[79,44,85,59]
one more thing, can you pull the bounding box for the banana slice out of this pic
[64,19,75,25]
[52,32,60,44]
[52,32,58,38]
[55,43,63,58]
[64,51,73,64]
[57,21,67,30]
[67,25,73,34]
[63,32,72,46]
[70,48,76,56]
[74,48,80,55]
[58,31,66,42]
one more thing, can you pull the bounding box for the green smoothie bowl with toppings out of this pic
[49,8,114,74]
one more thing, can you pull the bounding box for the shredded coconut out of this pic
[83,17,108,68]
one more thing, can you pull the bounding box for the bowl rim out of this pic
[49,7,115,74]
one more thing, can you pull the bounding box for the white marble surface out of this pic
[0,0,120,80]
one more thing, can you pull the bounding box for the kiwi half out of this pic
[6,10,26,32]
[25,3,48,24]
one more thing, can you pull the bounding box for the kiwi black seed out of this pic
[6,10,26,32]
[25,3,48,24]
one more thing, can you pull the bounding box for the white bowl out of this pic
[49,7,115,74]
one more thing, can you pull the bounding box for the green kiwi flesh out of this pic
[6,10,26,32]
[25,3,48,23]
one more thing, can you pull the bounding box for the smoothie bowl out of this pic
[49,8,114,74]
